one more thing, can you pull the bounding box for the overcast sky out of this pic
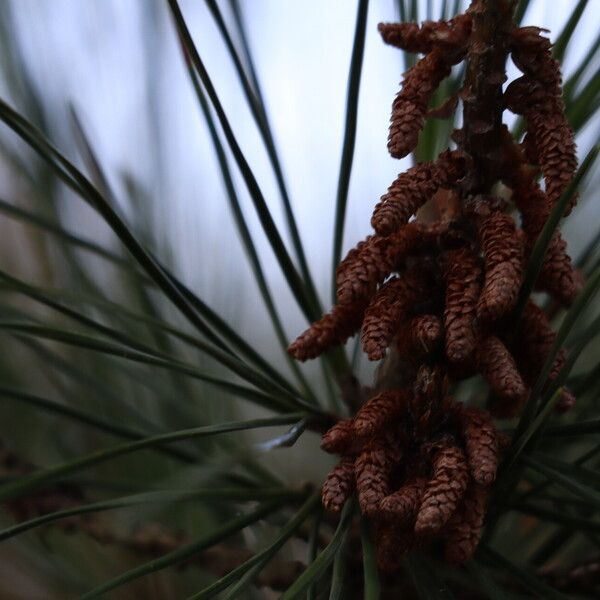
[4,0,599,373]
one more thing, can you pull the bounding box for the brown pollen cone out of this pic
[477,335,527,416]
[380,479,427,523]
[512,183,580,306]
[353,389,411,437]
[361,278,409,361]
[320,419,355,454]
[457,406,499,485]
[378,14,472,55]
[442,246,482,363]
[335,222,428,305]
[540,234,581,307]
[408,314,444,359]
[321,457,355,513]
[527,109,578,213]
[477,210,524,322]
[513,301,568,391]
[387,48,453,159]
[443,482,489,565]
[414,444,469,536]
[335,235,389,305]
[509,26,578,214]
[371,150,466,235]
[382,223,439,268]
[356,439,395,517]
[379,21,437,54]
[288,298,366,361]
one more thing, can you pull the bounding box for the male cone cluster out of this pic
[319,371,508,570]
[289,0,580,570]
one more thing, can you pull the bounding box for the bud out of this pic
[555,387,576,413]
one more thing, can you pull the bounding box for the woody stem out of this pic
[461,0,516,193]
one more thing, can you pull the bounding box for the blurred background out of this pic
[0,1,597,597]
[1,0,598,366]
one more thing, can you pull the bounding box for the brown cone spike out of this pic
[387,49,452,159]
[354,389,411,437]
[371,151,467,235]
[477,210,524,322]
[379,21,440,54]
[458,406,499,485]
[361,278,410,360]
[288,299,367,361]
[321,458,355,513]
[477,335,527,412]
[335,235,390,305]
[356,440,392,517]
[443,483,489,564]
[320,419,355,454]
[378,14,472,55]
[335,222,429,305]
[415,444,469,535]
[443,246,482,363]
[514,301,568,389]
[512,183,579,306]
[380,479,426,523]
[509,27,578,214]
[362,266,435,360]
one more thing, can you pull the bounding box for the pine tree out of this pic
[0,0,598,598]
